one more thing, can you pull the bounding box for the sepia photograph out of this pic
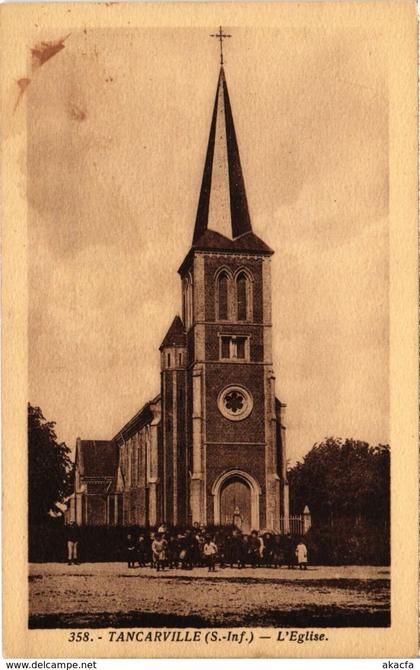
[2,0,417,659]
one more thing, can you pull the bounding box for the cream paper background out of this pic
[1,0,418,658]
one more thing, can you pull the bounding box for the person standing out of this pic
[178,532,188,570]
[166,534,179,569]
[216,530,226,568]
[272,534,283,568]
[192,530,203,567]
[248,530,260,568]
[181,530,194,570]
[223,531,232,567]
[203,536,218,572]
[152,533,167,572]
[148,531,156,568]
[136,534,147,567]
[285,534,295,569]
[262,532,274,567]
[295,539,308,570]
[65,522,80,565]
[230,529,243,569]
[126,532,136,568]
[198,531,206,566]
[242,534,251,568]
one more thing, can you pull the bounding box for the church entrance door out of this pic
[220,476,251,534]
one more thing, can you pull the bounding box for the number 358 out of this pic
[68,631,91,642]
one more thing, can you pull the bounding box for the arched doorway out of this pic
[220,477,251,533]
[212,470,261,532]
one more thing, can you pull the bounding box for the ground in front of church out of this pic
[29,563,390,629]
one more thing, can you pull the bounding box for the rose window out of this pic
[217,385,253,421]
[224,390,244,414]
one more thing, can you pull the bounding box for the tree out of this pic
[28,403,74,525]
[288,437,390,523]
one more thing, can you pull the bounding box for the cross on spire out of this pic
[210,26,231,66]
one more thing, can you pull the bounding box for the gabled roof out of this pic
[192,229,273,254]
[159,315,186,350]
[113,394,161,443]
[76,440,119,479]
[178,230,273,276]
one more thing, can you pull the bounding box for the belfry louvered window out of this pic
[217,271,229,320]
[236,272,248,321]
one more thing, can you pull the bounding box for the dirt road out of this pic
[29,563,390,628]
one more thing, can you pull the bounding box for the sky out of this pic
[27,26,389,464]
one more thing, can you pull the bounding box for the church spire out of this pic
[193,66,252,244]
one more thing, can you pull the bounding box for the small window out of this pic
[167,353,171,368]
[178,353,182,366]
[236,337,246,359]
[184,274,193,329]
[221,336,230,359]
[220,336,248,360]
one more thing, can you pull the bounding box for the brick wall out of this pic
[204,364,265,443]
[175,369,188,525]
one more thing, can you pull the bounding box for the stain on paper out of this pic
[14,34,71,112]
[69,103,87,122]
[31,35,70,69]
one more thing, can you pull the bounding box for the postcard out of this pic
[1,1,418,658]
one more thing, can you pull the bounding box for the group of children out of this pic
[126,526,308,572]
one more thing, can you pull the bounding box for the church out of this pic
[67,55,290,534]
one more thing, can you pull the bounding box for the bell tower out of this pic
[177,59,287,531]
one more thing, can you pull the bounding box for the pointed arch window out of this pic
[217,271,229,321]
[236,271,249,321]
